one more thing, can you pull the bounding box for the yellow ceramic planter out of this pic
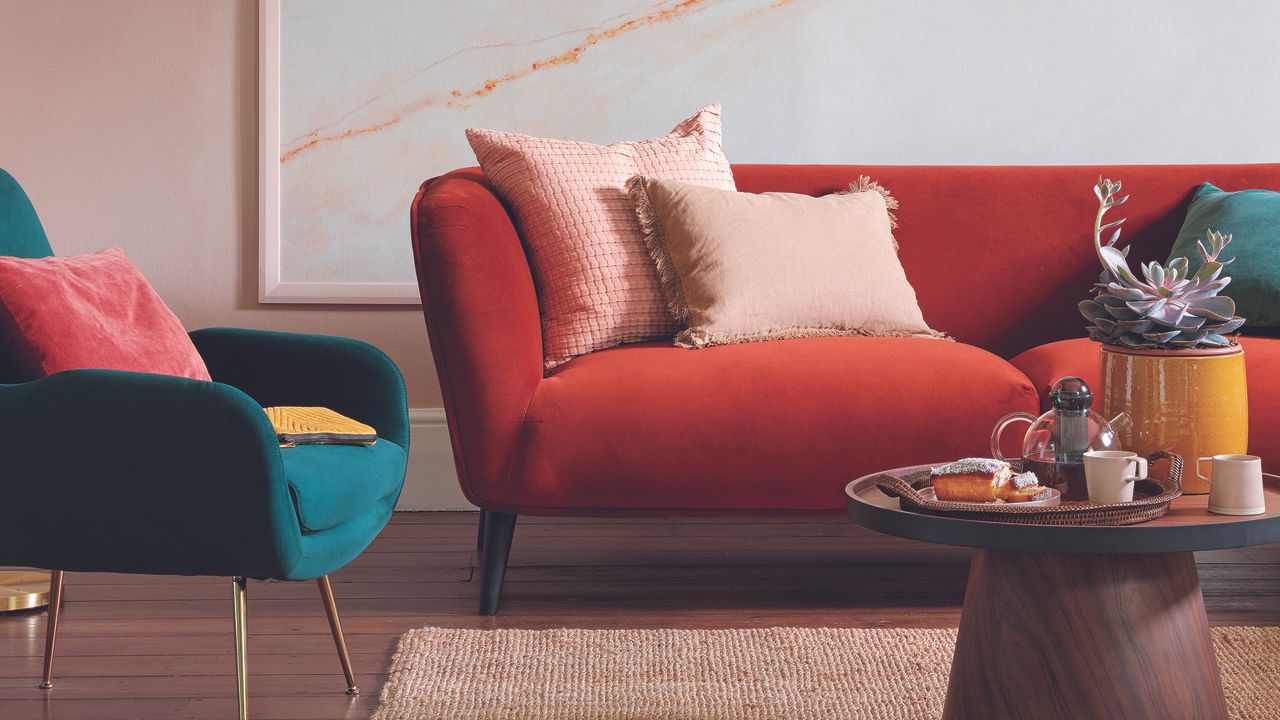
[1100,345,1248,495]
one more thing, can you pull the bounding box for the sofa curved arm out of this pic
[190,327,409,449]
[411,169,543,507]
[0,369,303,578]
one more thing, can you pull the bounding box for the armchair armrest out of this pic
[189,327,409,449]
[0,369,302,577]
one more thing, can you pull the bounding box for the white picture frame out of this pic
[258,0,421,304]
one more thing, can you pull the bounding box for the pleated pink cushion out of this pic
[466,105,736,370]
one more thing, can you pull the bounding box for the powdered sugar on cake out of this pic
[931,458,1009,476]
[1011,471,1040,488]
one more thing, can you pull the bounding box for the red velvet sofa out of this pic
[412,163,1280,614]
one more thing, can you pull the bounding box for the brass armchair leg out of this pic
[39,570,65,689]
[317,575,359,695]
[232,576,248,720]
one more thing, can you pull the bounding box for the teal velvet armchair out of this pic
[0,169,409,718]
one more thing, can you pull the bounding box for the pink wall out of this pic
[0,0,442,405]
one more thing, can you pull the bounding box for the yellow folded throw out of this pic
[264,406,377,447]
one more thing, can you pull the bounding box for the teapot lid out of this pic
[1049,376,1092,416]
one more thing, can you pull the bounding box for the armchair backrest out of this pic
[0,168,54,384]
[0,168,53,259]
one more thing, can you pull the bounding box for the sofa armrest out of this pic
[189,327,409,449]
[411,169,543,506]
[0,369,302,577]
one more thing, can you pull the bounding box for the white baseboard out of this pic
[398,407,475,511]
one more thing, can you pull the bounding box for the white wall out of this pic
[1,0,1277,508]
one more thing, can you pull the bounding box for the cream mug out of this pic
[1084,450,1148,503]
[1198,454,1266,516]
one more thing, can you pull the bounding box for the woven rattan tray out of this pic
[873,451,1183,526]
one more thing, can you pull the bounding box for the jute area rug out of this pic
[373,626,1280,719]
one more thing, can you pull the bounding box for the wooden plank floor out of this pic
[2,511,1279,719]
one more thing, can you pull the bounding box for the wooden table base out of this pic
[943,550,1227,720]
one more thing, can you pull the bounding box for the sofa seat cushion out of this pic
[281,439,406,532]
[489,337,1039,514]
[1010,337,1280,467]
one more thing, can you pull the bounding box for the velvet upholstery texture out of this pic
[190,327,410,450]
[1010,336,1280,468]
[0,336,408,579]
[508,337,1036,514]
[1168,182,1280,326]
[0,168,53,260]
[0,248,211,382]
[414,163,1280,518]
[282,440,407,533]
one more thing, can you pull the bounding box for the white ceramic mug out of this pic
[1084,450,1148,504]
[1198,454,1266,516]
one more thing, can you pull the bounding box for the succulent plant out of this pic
[1079,178,1245,350]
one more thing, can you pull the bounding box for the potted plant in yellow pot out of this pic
[1080,178,1248,494]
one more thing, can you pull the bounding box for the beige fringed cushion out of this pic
[626,176,947,348]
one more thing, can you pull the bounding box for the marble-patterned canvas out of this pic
[268,0,1278,302]
[272,0,808,301]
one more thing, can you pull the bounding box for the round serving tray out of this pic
[873,452,1182,526]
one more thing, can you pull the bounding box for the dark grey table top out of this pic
[845,463,1280,554]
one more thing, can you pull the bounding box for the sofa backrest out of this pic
[732,164,1280,358]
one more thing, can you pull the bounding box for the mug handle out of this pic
[1196,456,1214,484]
[1126,457,1148,482]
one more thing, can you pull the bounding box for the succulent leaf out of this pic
[1203,317,1246,334]
[1105,284,1148,301]
[1195,261,1225,282]
[1117,335,1146,348]
[1103,303,1141,321]
[1079,300,1109,321]
[1149,311,1203,331]
[1100,246,1140,286]
[1117,319,1155,333]
[1186,296,1236,322]
[1126,298,1166,316]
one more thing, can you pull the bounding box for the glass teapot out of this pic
[989,377,1132,500]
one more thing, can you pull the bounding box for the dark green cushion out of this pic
[1168,183,1280,327]
[281,439,407,532]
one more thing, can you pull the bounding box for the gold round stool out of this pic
[0,570,51,612]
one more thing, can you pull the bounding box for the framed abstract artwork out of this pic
[257,0,810,304]
[260,0,420,303]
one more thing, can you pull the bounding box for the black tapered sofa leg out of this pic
[479,511,516,616]
[476,509,488,552]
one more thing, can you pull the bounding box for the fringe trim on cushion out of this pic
[840,175,899,228]
[675,325,953,349]
[626,175,692,326]
[838,175,900,251]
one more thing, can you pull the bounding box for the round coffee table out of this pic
[845,464,1280,720]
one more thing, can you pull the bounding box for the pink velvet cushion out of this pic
[466,105,737,370]
[0,248,210,381]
